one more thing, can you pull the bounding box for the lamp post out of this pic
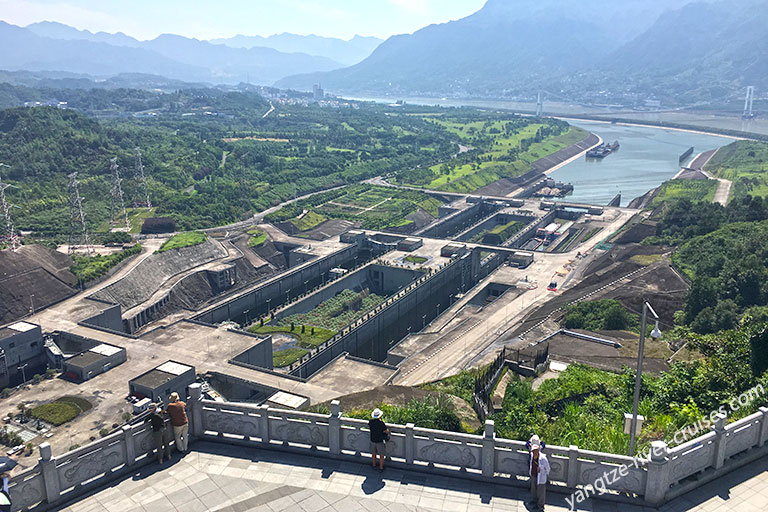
[29,294,35,315]
[17,363,28,385]
[628,300,662,457]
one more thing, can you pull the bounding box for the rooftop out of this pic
[64,350,107,369]
[56,441,768,512]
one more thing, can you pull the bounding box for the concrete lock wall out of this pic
[419,201,500,239]
[231,335,274,370]
[456,212,537,243]
[271,264,424,325]
[194,243,365,326]
[290,252,489,379]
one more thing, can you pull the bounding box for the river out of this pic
[548,120,736,206]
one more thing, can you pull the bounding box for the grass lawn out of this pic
[248,324,336,347]
[405,255,428,264]
[400,123,588,193]
[291,210,328,231]
[650,179,718,206]
[247,229,267,247]
[30,396,92,426]
[272,348,309,368]
[278,289,386,331]
[704,140,768,200]
[157,231,207,253]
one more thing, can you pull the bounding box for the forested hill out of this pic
[278,0,766,105]
[0,92,462,238]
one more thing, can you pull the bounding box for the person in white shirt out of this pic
[528,434,550,510]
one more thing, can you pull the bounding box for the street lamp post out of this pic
[628,301,662,457]
[17,363,28,385]
[30,294,35,315]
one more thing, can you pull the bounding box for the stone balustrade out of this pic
[8,385,768,510]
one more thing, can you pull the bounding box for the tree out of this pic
[750,327,768,377]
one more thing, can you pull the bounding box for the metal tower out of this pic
[67,172,93,255]
[0,175,20,251]
[109,158,130,231]
[743,86,755,119]
[133,148,151,209]
[536,92,543,117]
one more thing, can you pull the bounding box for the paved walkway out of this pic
[58,442,768,512]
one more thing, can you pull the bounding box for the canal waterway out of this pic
[547,120,736,206]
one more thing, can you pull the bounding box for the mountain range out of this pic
[277,0,767,105]
[210,33,382,66]
[1,21,365,85]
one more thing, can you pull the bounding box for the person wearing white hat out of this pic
[368,408,389,472]
[527,434,550,510]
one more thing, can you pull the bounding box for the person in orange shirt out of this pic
[166,392,189,453]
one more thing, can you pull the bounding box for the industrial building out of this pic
[0,321,46,387]
[129,361,195,402]
[397,238,423,252]
[61,342,126,382]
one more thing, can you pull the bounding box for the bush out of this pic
[30,402,79,426]
[157,232,207,253]
[70,243,142,283]
[141,217,176,234]
[103,231,132,244]
[564,299,639,332]
[99,428,110,438]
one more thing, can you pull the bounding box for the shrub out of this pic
[157,232,207,253]
[99,428,110,438]
[103,231,132,244]
[141,217,176,234]
[30,402,79,426]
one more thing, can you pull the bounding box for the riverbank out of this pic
[555,116,752,142]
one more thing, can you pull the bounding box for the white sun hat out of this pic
[529,434,541,450]
[372,408,383,419]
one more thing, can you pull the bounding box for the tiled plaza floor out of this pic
[57,441,768,512]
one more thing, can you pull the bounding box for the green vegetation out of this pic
[268,184,443,233]
[404,255,427,264]
[30,396,92,426]
[247,229,267,247]
[272,348,310,368]
[70,243,141,283]
[102,231,132,245]
[248,324,336,348]
[341,394,463,433]
[563,299,640,332]
[157,232,207,253]
[396,115,586,193]
[650,179,718,207]
[705,141,768,200]
[471,219,526,245]
[421,368,480,404]
[279,289,386,331]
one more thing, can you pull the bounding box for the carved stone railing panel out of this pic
[56,436,125,492]
[577,459,646,494]
[669,435,716,482]
[9,468,44,510]
[268,410,329,448]
[134,422,157,456]
[725,419,760,459]
[203,405,261,439]
[411,430,482,470]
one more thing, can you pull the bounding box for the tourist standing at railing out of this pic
[369,408,389,472]
[146,404,171,464]
[166,392,189,453]
[527,434,550,511]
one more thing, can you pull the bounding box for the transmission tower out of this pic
[0,175,20,251]
[133,147,151,209]
[536,91,543,117]
[109,158,130,231]
[67,172,93,255]
[743,86,755,119]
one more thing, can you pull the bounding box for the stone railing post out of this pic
[567,445,579,488]
[758,407,768,447]
[482,420,495,478]
[644,440,670,507]
[405,423,415,464]
[123,425,136,466]
[38,442,60,505]
[188,383,203,439]
[259,404,271,445]
[329,400,341,455]
[712,412,728,469]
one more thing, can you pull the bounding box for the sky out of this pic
[0,0,488,41]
